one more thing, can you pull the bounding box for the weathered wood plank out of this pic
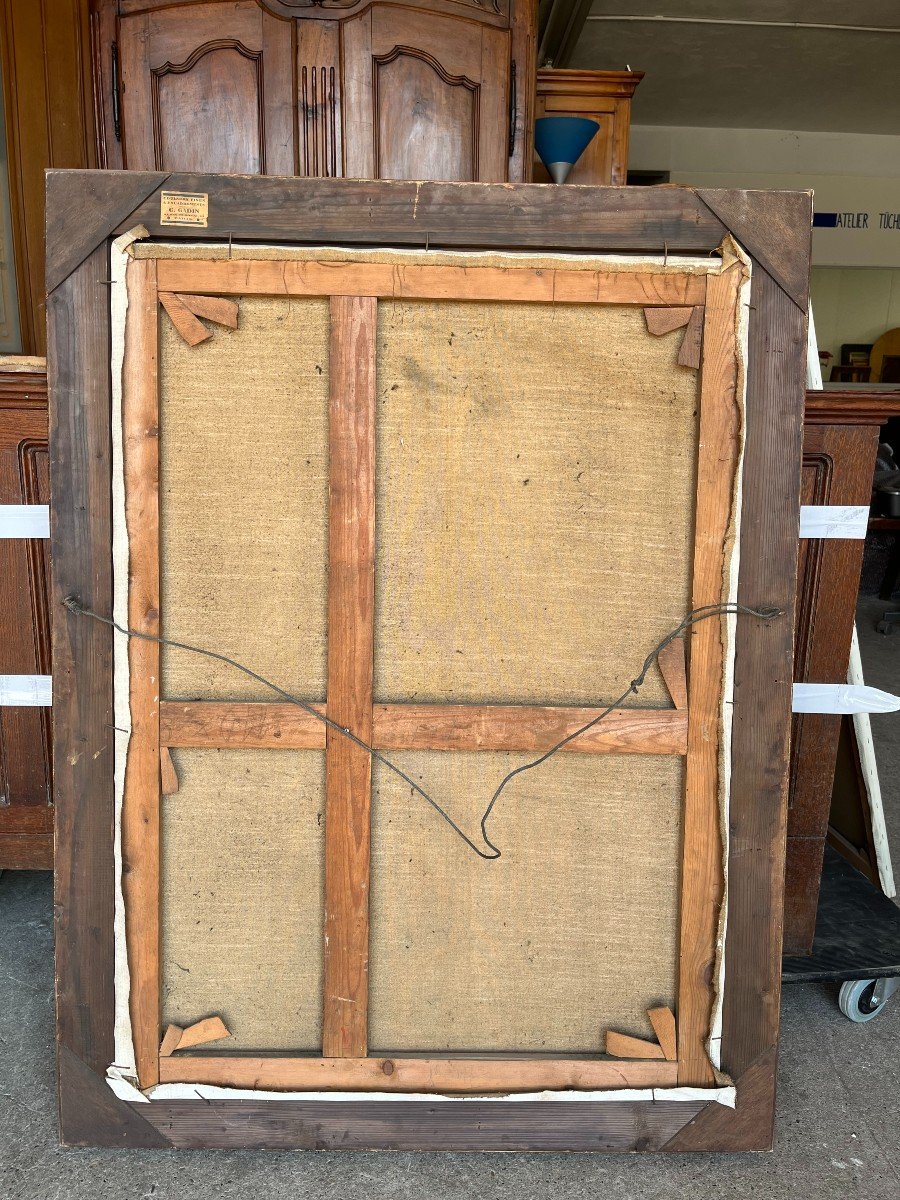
[45,170,165,293]
[645,306,693,335]
[83,171,728,253]
[696,189,813,312]
[155,258,706,306]
[158,291,210,346]
[657,638,688,710]
[121,257,161,1090]
[158,1054,677,1092]
[49,244,116,1091]
[160,701,688,755]
[648,1006,678,1062]
[58,1047,171,1149]
[663,1048,777,1152]
[135,1096,704,1152]
[678,265,744,1087]
[605,1032,666,1060]
[719,269,806,1095]
[322,295,377,1059]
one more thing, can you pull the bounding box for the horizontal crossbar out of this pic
[160,701,688,755]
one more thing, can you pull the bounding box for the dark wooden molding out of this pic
[696,189,813,314]
[58,1047,172,1149]
[662,1048,778,1152]
[49,245,116,1088]
[0,361,48,404]
[135,1095,705,1151]
[536,66,643,98]
[720,269,806,1078]
[0,362,51,868]
[784,417,882,953]
[45,170,168,295]
[248,0,513,25]
[150,40,268,174]
[74,171,728,252]
[804,389,900,425]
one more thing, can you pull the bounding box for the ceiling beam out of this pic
[538,0,595,67]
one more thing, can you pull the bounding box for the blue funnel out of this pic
[535,116,600,184]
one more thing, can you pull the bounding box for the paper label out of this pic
[799,504,869,539]
[160,191,208,228]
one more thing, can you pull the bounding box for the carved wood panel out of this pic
[151,41,267,173]
[297,21,342,178]
[98,0,531,181]
[374,47,478,181]
[783,422,880,955]
[116,0,511,24]
[342,5,509,182]
[0,367,51,869]
[118,2,294,174]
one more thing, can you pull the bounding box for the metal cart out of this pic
[783,845,900,1022]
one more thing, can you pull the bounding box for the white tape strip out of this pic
[0,674,51,706]
[792,682,900,715]
[0,504,49,538]
[799,505,869,539]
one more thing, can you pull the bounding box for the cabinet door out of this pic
[0,375,51,869]
[783,421,879,954]
[342,6,510,183]
[118,2,294,174]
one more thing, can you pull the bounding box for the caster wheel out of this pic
[839,978,887,1023]
[877,620,895,635]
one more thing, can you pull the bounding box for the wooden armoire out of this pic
[92,0,536,183]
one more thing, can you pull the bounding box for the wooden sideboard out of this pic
[784,390,900,954]
[0,358,51,868]
[533,68,642,185]
[92,0,537,183]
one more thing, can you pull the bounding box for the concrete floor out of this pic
[1,596,899,1196]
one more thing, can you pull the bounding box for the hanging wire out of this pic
[63,596,781,860]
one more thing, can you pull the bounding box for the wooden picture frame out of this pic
[48,170,810,1151]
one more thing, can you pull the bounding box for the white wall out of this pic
[628,126,900,268]
[809,267,900,365]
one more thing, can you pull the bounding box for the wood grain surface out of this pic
[160,701,688,755]
[322,295,377,1058]
[48,172,810,1151]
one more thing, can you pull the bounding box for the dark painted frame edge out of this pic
[48,170,810,1151]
